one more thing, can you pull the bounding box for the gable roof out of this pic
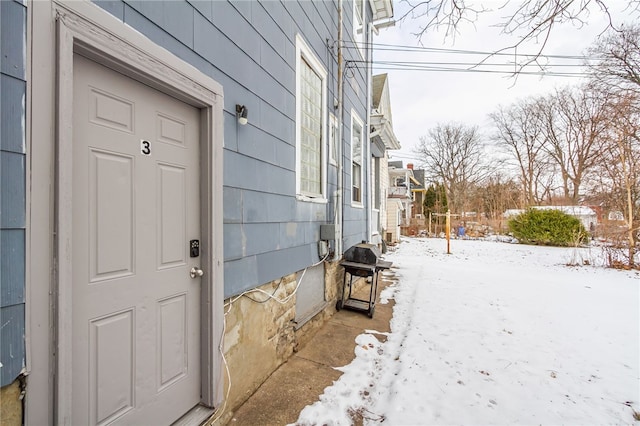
[370,73,400,150]
[412,169,426,190]
[372,73,387,110]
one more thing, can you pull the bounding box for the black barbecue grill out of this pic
[337,243,392,318]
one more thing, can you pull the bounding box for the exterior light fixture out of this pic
[236,104,248,125]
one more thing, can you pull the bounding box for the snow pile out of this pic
[294,238,639,425]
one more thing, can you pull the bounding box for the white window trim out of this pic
[351,110,364,207]
[295,33,328,202]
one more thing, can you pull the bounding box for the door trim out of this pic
[54,2,225,423]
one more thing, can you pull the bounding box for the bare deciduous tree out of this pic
[587,24,640,266]
[400,0,640,72]
[588,24,640,95]
[594,92,640,266]
[489,98,552,205]
[540,86,607,202]
[475,173,521,220]
[415,123,491,213]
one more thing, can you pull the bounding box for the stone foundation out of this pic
[0,378,23,426]
[219,259,348,419]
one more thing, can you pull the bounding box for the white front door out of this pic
[72,54,201,425]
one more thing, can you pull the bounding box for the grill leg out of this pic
[346,273,354,300]
[367,271,379,317]
[336,270,348,311]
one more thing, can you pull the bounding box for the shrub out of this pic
[508,208,589,247]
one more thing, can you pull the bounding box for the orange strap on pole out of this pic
[445,210,451,254]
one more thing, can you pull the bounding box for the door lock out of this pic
[190,267,204,279]
[190,239,200,257]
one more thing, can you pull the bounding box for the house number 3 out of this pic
[141,140,151,156]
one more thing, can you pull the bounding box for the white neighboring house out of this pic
[534,206,598,231]
[370,73,400,246]
[386,199,405,244]
[386,161,417,243]
[608,211,624,221]
[503,209,525,218]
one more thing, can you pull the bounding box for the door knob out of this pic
[190,267,204,279]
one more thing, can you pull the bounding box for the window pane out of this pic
[355,0,363,27]
[352,163,361,202]
[352,122,362,165]
[352,118,363,203]
[354,0,365,54]
[300,58,322,196]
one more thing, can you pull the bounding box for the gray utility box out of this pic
[320,224,335,241]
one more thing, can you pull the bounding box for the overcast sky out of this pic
[372,1,636,167]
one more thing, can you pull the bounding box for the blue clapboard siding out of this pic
[340,4,374,251]
[0,304,25,386]
[0,0,27,387]
[1,230,25,307]
[94,0,371,298]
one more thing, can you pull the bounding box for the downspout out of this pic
[335,0,344,259]
[365,21,373,242]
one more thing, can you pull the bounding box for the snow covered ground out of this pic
[294,237,640,425]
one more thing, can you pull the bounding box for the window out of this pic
[300,59,322,195]
[353,0,365,56]
[351,112,363,204]
[296,35,327,200]
[373,157,381,209]
[329,113,338,166]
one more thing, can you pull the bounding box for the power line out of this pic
[389,152,421,160]
[337,40,599,77]
[364,62,589,77]
[370,60,588,68]
[342,40,605,62]
[368,65,588,77]
[345,59,589,77]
